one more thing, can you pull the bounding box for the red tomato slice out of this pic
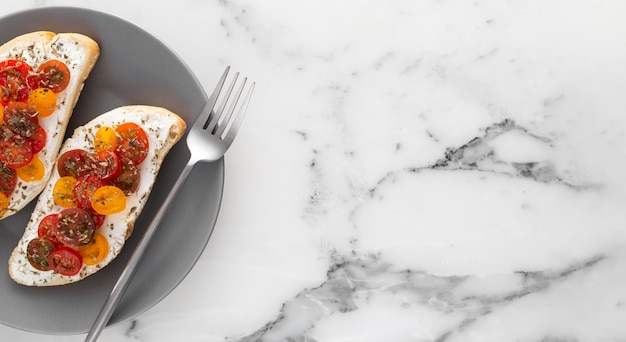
[48,247,82,276]
[88,210,106,228]
[0,59,37,105]
[73,174,106,211]
[92,150,122,181]
[54,207,96,246]
[30,126,46,153]
[57,149,95,178]
[0,133,33,169]
[27,237,56,271]
[115,122,149,166]
[4,102,40,138]
[37,60,70,93]
[37,213,61,246]
[0,162,16,196]
[113,161,140,195]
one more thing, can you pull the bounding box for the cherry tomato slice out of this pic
[0,59,37,105]
[37,214,61,246]
[48,247,82,276]
[26,237,56,271]
[113,160,140,195]
[91,185,126,215]
[4,102,39,138]
[37,60,70,93]
[0,192,8,218]
[54,207,96,246]
[0,163,16,196]
[92,150,122,181]
[27,87,56,117]
[30,126,46,153]
[78,233,108,266]
[94,126,117,152]
[53,176,77,207]
[57,149,94,178]
[0,133,33,169]
[16,154,44,182]
[73,174,106,211]
[89,210,106,228]
[115,122,149,166]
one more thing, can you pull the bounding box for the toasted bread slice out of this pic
[0,31,100,219]
[9,105,186,286]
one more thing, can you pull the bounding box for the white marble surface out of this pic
[2,0,626,341]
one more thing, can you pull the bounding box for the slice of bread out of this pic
[0,31,100,218]
[0,31,99,219]
[9,105,186,286]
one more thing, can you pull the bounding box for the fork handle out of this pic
[85,160,196,342]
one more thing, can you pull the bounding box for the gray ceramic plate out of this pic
[0,7,224,334]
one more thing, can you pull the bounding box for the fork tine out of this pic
[195,66,230,128]
[205,72,239,132]
[223,81,254,145]
[214,76,247,138]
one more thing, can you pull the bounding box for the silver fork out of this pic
[85,66,254,342]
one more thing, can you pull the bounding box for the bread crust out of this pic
[9,105,186,286]
[0,31,100,219]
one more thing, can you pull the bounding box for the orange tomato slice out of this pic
[90,185,126,215]
[0,192,8,218]
[16,154,45,182]
[53,176,77,207]
[94,126,117,152]
[27,87,56,117]
[78,233,108,266]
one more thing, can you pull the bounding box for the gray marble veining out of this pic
[3,0,626,341]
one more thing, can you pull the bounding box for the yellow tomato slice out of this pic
[27,87,57,117]
[78,233,109,266]
[0,193,8,218]
[53,176,77,207]
[94,126,117,152]
[91,185,126,215]
[16,154,45,182]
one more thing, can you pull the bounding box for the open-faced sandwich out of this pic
[8,105,186,286]
[0,31,100,219]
